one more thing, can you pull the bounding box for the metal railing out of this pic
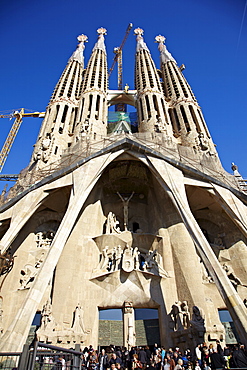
[0,342,82,370]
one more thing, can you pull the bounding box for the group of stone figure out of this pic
[95,243,169,278]
[170,302,204,332]
[36,300,91,344]
[18,229,55,290]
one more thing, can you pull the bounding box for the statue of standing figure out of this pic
[181,300,190,329]
[117,192,134,231]
[170,301,184,331]
[105,212,120,234]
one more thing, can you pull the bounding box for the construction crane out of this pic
[0,108,45,173]
[108,23,133,93]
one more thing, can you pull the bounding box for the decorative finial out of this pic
[134,27,149,52]
[155,35,166,44]
[231,162,238,172]
[134,27,144,36]
[93,27,107,53]
[97,27,107,35]
[155,34,176,64]
[77,34,88,43]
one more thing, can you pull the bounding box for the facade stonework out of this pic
[0,28,247,352]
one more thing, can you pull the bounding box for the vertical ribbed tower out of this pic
[156,35,216,154]
[74,28,108,141]
[134,28,173,137]
[31,34,88,166]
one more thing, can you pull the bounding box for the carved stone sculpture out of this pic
[198,132,209,151]
[123,301,136,349]
[181,300,190,329]
[71,304,90,334]
[170,301,184,331]
[113,245,123,271]
[142,249,170,278]
[36,229,55,248]
[19,264,38,290]
[105,212,121,234]
[190,305,205,331]
[222,263,243,290]
[39,299,56,332]
[99,246,109,271]
[122,244,134,272]
[117,192,134,231]
[133,247,140,270]
[124,301,133,314]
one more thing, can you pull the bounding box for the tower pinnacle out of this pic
[155,35,177,64]
[134,28,149,52]
[93,27,107,53]
[69,34,88,65]
[74,27,108,140]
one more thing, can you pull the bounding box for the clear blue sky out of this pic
[0,0,246,193]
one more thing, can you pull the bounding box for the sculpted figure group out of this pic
[95,243,169,278]
[19,229,56,290]
[37,300,91,345]
[170,301,205,332]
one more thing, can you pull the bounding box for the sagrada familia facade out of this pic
[0,27,247,352]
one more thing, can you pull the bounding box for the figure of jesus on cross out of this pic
[117,191,134,231]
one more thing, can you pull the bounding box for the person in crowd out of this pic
[121,347,130,370]
[232,344,247,368]
[174,359,184,370]
[138,347,147,369]
[88,351,98,370]
[99,349,109,370]
[108,353,122,368]
[202,360,211,370]
[201,349,210,366]
[163,358,170,370]
[195,344,202,366]
[166,354,176,370]
[145,346,152,367]
[194,360,201,370]
[187,362,193,370]
[132,354,143,369]
[210,348,225,370]
[161,347,166,365]
[216,341,223,357]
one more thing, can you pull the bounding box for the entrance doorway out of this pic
[99,309,123,347]
[135,309,160,347]
[98,308,160,347]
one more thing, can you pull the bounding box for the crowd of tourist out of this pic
[77,342,247,370]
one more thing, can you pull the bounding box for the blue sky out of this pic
[0,0,246,193]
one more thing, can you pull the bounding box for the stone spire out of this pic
[155,35,176,64]
[93,27,107,53]
[134,28,173,136]
[31,34,88,166]
[74,27,108,140]
[69,34,88,64]
[156,35,216,154]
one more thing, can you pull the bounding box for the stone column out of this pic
[146,155,247,346]
[123,301,136,350]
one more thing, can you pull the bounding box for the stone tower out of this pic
[32,34,88,166]
[0,27,247,353]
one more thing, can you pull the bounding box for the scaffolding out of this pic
[0,132,245,207]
